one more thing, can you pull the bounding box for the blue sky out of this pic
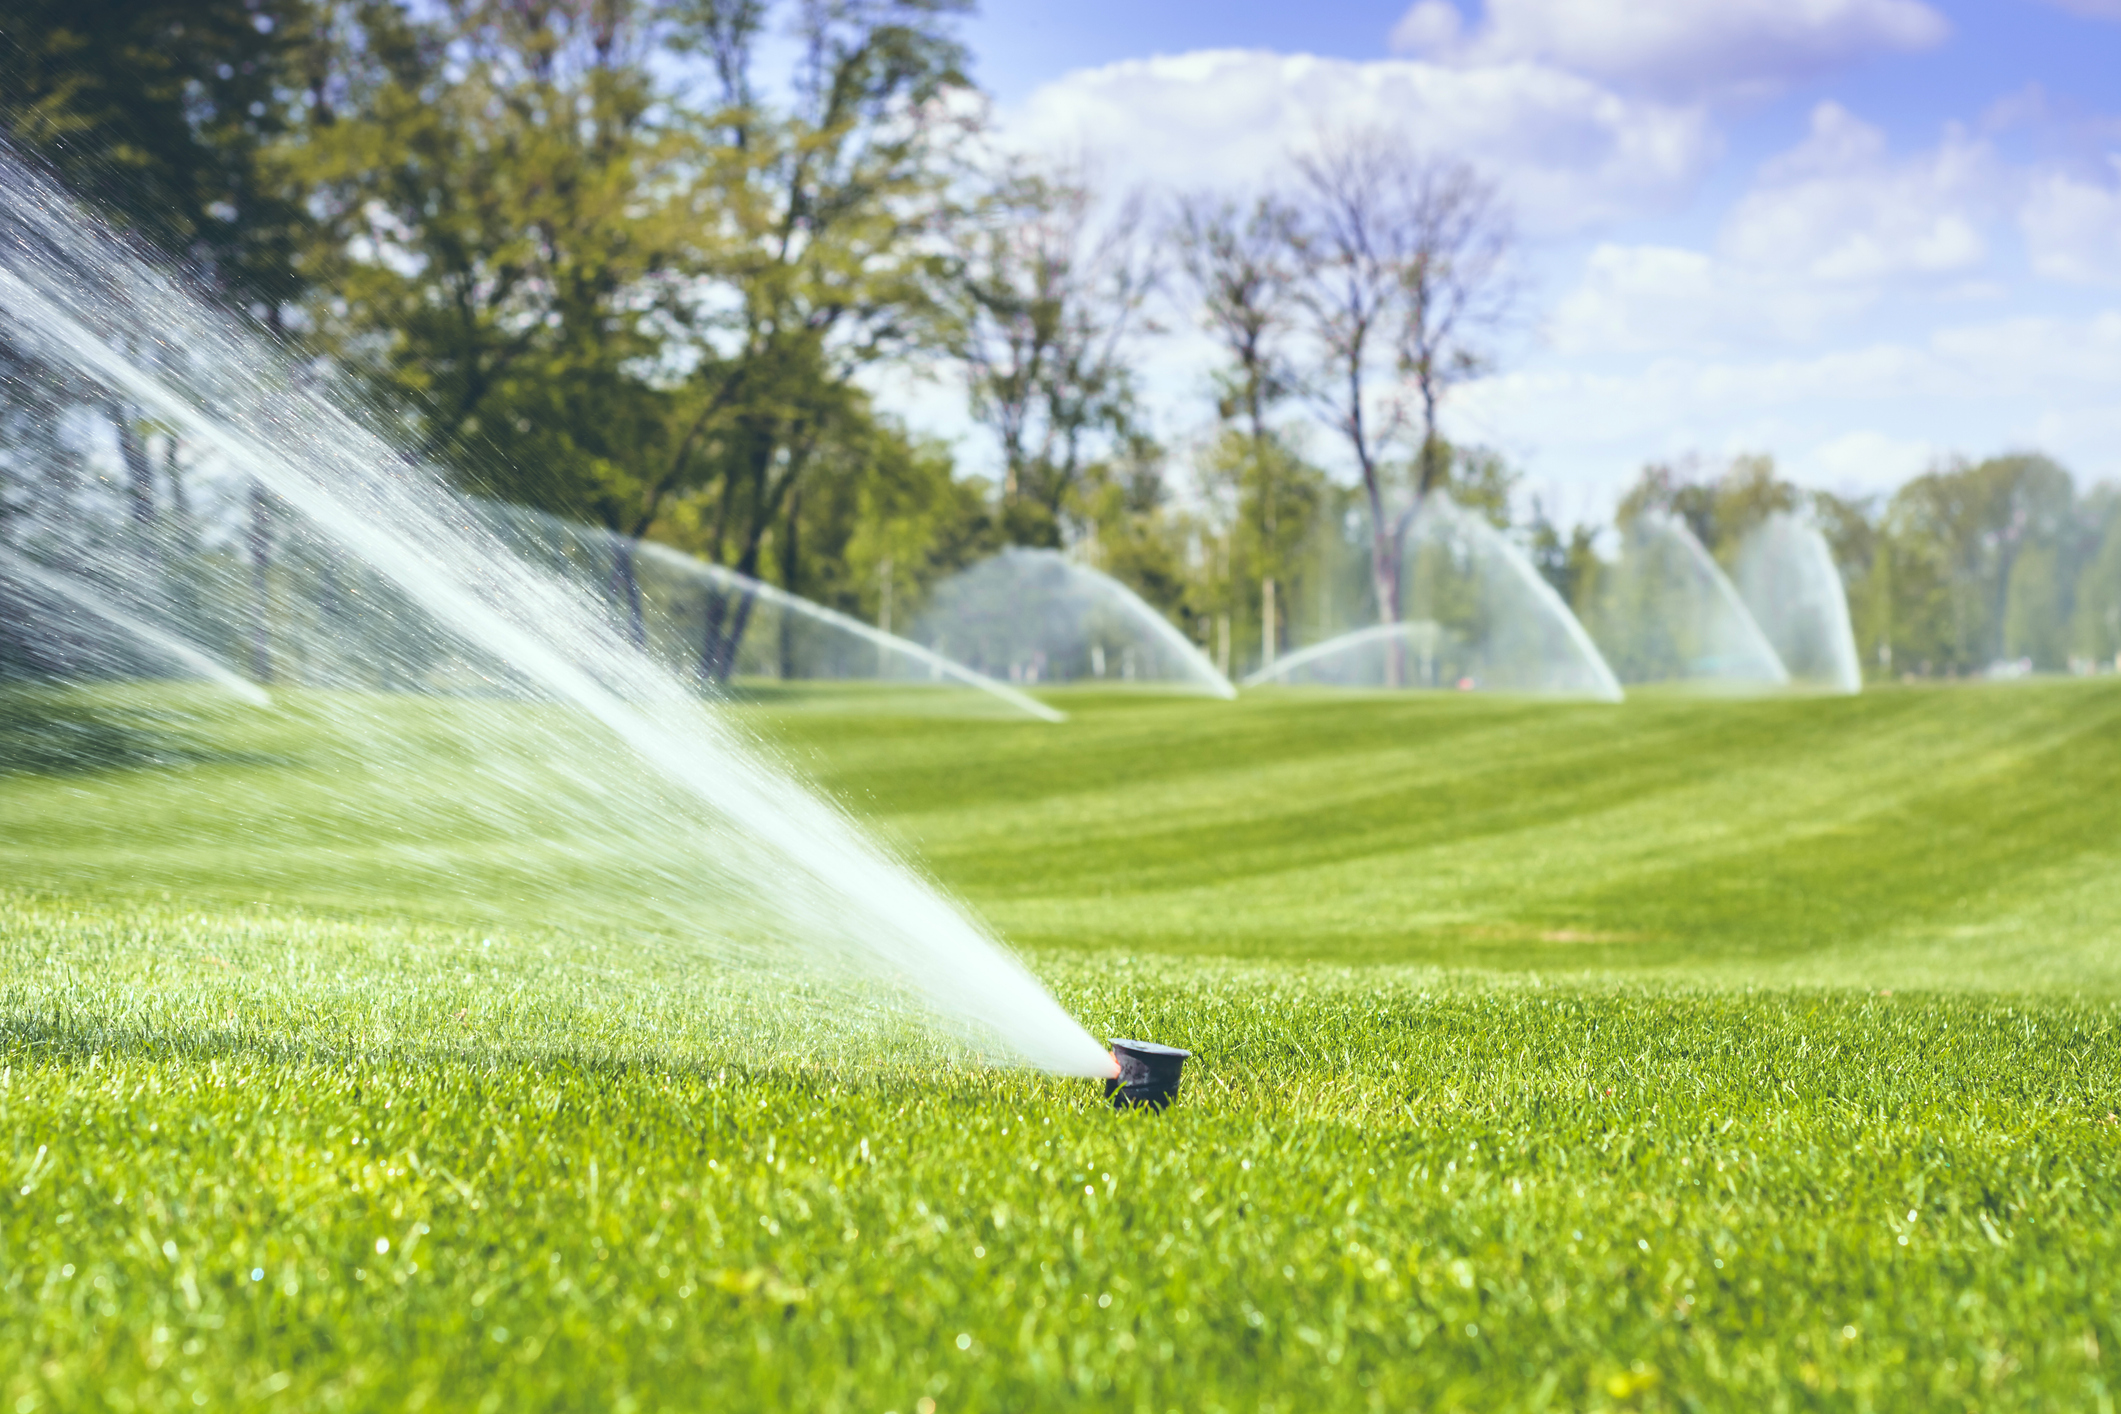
[923,0,2121,517]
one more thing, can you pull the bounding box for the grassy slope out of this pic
[802,680,2121,992]
[3,680,2119,1411]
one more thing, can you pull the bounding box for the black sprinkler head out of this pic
[1105,1038,1190,1111]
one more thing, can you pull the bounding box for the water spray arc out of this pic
[1734,512,1863,694]
[1247,495,1623,702]
[477,503,1067,722]
[0,147,1112,1078]
[1585,511,1790,691]
[0,546,271,707]
[916,548,1236,698]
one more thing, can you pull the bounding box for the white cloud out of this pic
[997,50,1716,236]
[1808,430,1942,492]
[2021,163,2121,284]
[1720,103,1999,282]
[1451,310,2121,502]
[1548,243,1874,354]
[1391,0,1949,101]
[1390,2,1463,53]
[1541,107,2010,361]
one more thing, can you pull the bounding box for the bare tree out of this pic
[1171,192,1301,666]
[1288,131,1515,666]
[957,165,1158,545]
[1394,162,1514,502]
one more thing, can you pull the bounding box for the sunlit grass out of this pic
[3,680,2120,1410]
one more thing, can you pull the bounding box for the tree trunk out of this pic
[1261,578,1277,668]
[719,582,760,681]
[247,483,273,684]
[111,403,155,533]
[778,486,802,680]
[607,537,644,647]
[1417,375,1446,498]
[1361,460,1403,686]
[699,582,732,686]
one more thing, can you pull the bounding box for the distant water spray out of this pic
[916,547,1235,697]
[1585,511,1789,690]
[0,148,1111,1076]
[476,501,1065,722]
[1249,495,1621,700]
[1734,512,1862,694]
[0,546,271,707]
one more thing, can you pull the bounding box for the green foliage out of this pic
[287,1,687,528]
[1525,499,1599,608]
[1073,436,1197,622]
[763,423,997,628]
[1194,426,1330,664]
[1879,454,2079,676]
[956,170,1156,540]
[0,0,315,305]
[275,0,970,665]
[2071,506,2121,666]
[1614,454,1796,566]
[4,683,2121,1410]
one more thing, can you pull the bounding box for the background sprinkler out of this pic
[1106,1039,1189,1110]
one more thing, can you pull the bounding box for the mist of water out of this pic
[1247,495,1623,700]
[1734,512,1863,694]
[0,545,272,706]
[475,501,1066,722]
[0,148,1112,1077]
[915,547,1236,697]
[1584,511,1790,690]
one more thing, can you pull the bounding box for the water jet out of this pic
[1243,494,1622,700]
[916,548,1234,697]
[1733,512,1862,694]
[0,142,1114,1078]
[1583,510,1789,691]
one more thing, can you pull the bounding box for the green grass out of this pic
[4,679,2120,1411]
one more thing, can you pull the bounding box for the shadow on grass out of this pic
[0,690,284,775]
[0,1005,1067,1106]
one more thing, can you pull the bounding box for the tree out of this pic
[793,427,996,638]
[1616,453,1797,562]
[955,166,1157,548]
[0,0,317,307]
[2070,493,2121,669]
[289,0,691,630]
[1287,130,1516,672]
[1171,192,1301,664]
[2,0,323,619]
[1525,496,1598,608]
[662,0,972,676]
[1387,165,1513,505]
[1075,433,1198,625]
[288,0,971,668]
[1881,454,2074,674]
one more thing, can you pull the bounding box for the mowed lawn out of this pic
[802,678,2121,992]
[2,679,2118,1411]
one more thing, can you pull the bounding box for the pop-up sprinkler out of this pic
[1105,1038,1189,1110]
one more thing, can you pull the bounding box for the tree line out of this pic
[3,0,2113,685]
